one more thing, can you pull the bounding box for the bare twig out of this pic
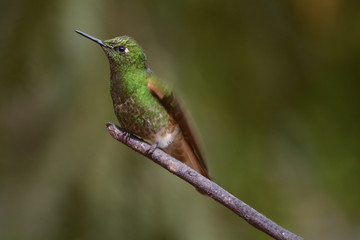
[105,122,304,240]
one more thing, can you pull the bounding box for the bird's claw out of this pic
[121,131,131,144]
[145,143,158,157]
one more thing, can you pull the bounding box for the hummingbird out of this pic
[75,30,210,179]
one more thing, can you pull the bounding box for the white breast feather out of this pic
[155,129,178,148]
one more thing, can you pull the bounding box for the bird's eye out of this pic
[115,46,126,53]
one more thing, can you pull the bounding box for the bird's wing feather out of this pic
[147,74,210,179]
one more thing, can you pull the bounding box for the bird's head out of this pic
[76,30,147,71]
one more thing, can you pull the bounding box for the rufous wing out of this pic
[147,75,211,179]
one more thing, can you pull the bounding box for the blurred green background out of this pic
[1,0,359,239]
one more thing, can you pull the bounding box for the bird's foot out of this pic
[106,122,132,144]
[121,131,132,144]
[145,143,158,157]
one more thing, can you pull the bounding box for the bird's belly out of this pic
[154,125,180,148]
[114,97,173,141]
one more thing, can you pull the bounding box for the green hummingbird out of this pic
[75,30,210,179]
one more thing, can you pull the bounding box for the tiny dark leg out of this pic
[106,122,133,144]
[121,131,131,144]
[145,143,158,157]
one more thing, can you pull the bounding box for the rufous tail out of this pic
[163,133,211,180]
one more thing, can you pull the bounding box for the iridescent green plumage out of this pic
[102,36,173,140]
[75,30,210,179]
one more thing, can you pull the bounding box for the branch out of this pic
[105,122,304,240]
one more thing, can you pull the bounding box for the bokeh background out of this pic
[1,0,359,239]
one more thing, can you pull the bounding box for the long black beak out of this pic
[75,30,106,47]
